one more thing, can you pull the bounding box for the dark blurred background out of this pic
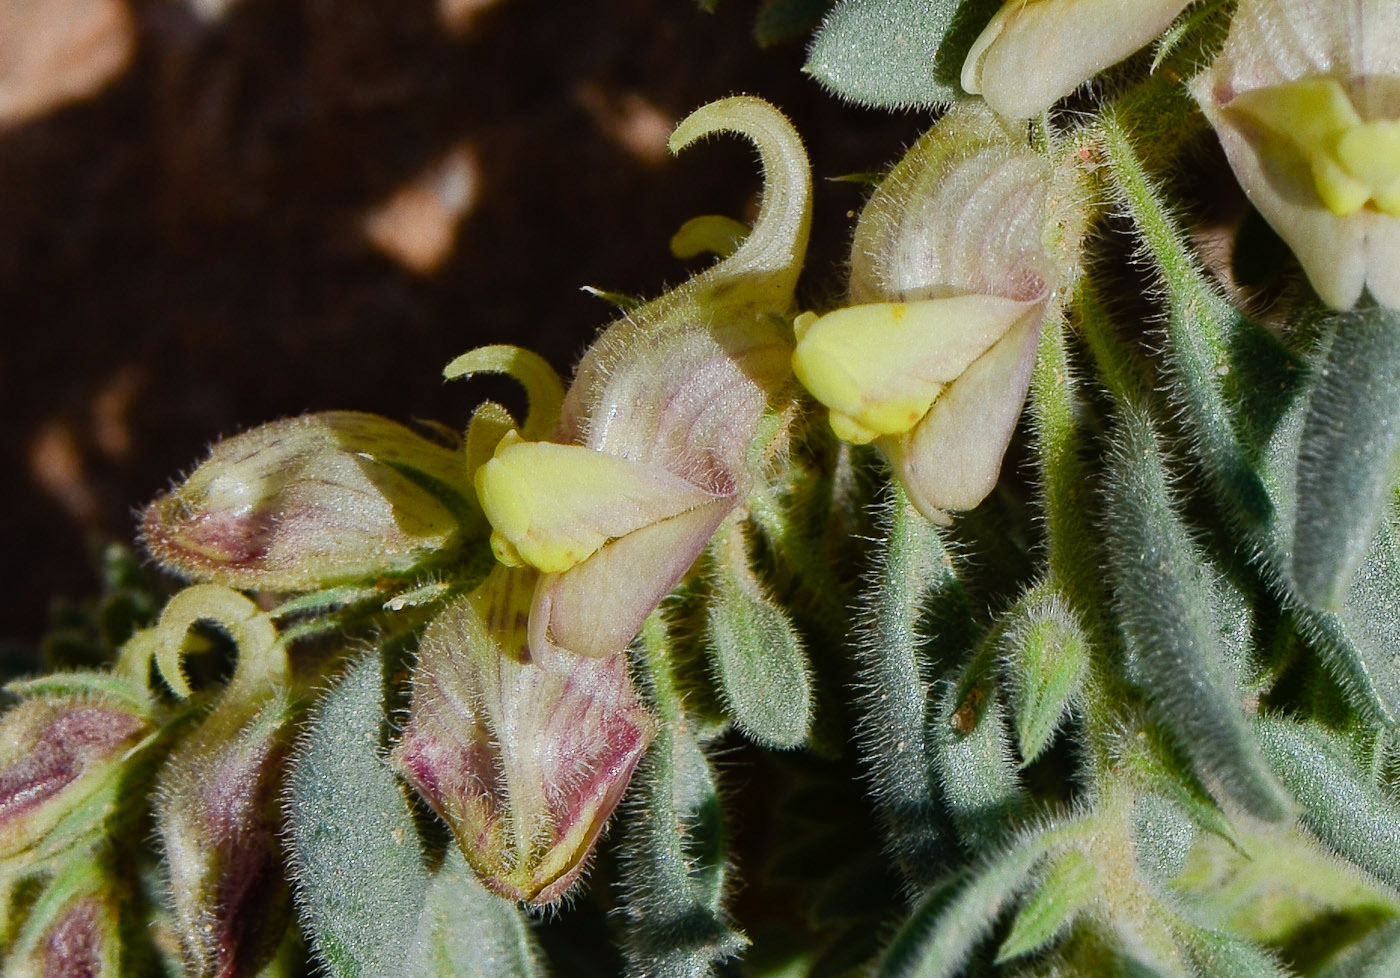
[0,0,926,654]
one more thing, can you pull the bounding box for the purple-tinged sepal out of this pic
[144,584,296,978]
[392,568,655,905]
[5,859,123,978]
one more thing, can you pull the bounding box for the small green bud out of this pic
[142,411,472,591]
[0,685,152,869]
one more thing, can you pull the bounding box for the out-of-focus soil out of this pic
[0,0,924,651]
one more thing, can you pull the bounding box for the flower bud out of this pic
[794,103,1078,522]
[8,873,122,978]
[0,681,152,869]
[142,410,473,592]
[962,0,1193,119]
[392,568,655,905]
[1191,0,1400,308]
[155,691,295,978]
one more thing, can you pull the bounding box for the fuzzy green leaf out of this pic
[934,675,1024,850]
[706,530,813,749]
[408,846,543,978]
[1183,931,1291,978]
[1106,407,1293,823]
[874,832,1050,978]
[854,488,966,889]
[1000,587,1088,766]
[1255,717,1400,889]
[997,850,1097,962]
[805,0,998,110]
[616,721,746,978]
[1102,112,1400,726]
[286,654,429,978]
[1292,308,1400,610]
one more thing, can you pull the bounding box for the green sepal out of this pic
[4,669,152,716]
[1105,407,1293,824]
[1291,307,1400,611]
[805,0,998,110]
[873,830,1051,978]
[1180,931,1292,978]
[705,522,813,750]
[999,586,1089,767]
[996,850,1097,963]
[1316,918,1400,978]
[1255,717,1400,889]
[1171,814,1398,949]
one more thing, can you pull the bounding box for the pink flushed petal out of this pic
[393,577,654,905]
[885,306,1044,521]
[532,496,735,660]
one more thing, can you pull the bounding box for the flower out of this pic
[1191,0,1400,308]
[392,96,812,903]
[962,0,1194,120]
[142,411,475,592]
[472,94,812,659]
[793,103,1078,523]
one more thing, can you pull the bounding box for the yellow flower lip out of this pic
[1226,78,1400,218]
[474,430,724,576]
[791,295,1043,445]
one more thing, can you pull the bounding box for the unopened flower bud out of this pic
[155,691,296,978]
[392,569,655,905]
[962,0,1193,119]
[1192,0,1400,308]
[0,681,152,869]
[143,410,473,592]
[794,104,1079,522]
[9,876,122,978]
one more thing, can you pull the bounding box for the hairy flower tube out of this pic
[392,567,655,905]
[473,94,811,660]
[142,410,475,592]
[961,0,1194,119]
[1192,0,1400,308]
[793,104,1080,523]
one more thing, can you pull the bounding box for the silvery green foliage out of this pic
[8,3,1400,976]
